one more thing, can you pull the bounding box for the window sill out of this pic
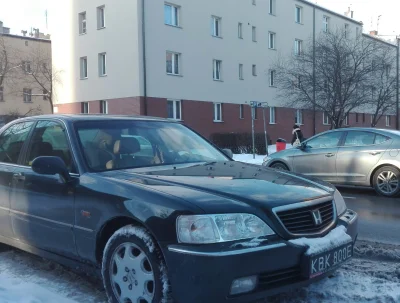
[80,77,88,80]
[24,101,33,104]
[269,85,277,88]
[213,79,223,82]
[97,26,106,30]
[253,75,257,77]
[295,22,303,25]
[79,33,87,36]
[165,24,182,29]
[213,120,224,123]
[168,118,183,122]
[99,74,107,77]
[269,13,276,17]
[167,73,183,77]
[238,37,243,39]
[268,48,276,51]
[323,123,331,126]
[269,122,277,125]
[253,40,257,43]
[212,35,223,39]
[239,118,244,120]
[239,78,244,81]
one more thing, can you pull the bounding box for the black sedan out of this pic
[0,115,358,303]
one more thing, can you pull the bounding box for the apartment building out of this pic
[51,0,396,142]
[0,22,52,122]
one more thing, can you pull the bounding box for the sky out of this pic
[0,0,399,39]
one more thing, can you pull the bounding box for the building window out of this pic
[239,64,244,80]
[386,115,391,127]
[239,104,244,119]
[323,112,330,125]
[79,12,87,34]
[344,114,349,126]
[164,3,179,27]
[269,70,276,86]
[295,6,302,23]
[22,61,31,74]
[363,113,366,123]
[214,103,222,122]
[81,102,89,114]
[100,100,108,114]
[356,113,359,123]
[213,60,222,81]
[0,87,3,102]
[345,24,349,38]
[238,23,243,39]
[43,89,48,101]
[212,16,222,37]
[252,26,257,42]
[23,88,32,103]
[356,27,360,37]
[252,0,256,5]
[167,100,182,120]
[98,53,107,76]
[270,107,276,124]
[323,16,329,33]
[80,57,88,79]
[269,0,275,15]
[294,39,302,56]
[97,6,105,29]
[252,65,257,76]
[269,32,276,49]
[166,52,180,75]
[295,109,303,125]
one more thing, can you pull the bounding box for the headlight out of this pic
[334,190,347,216]
[177,214,275,244]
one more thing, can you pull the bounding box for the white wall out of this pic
[51,0,143,105]
[144,0,362,106]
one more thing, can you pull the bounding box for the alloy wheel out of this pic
[110,243,155,303]
[377,171,399,195]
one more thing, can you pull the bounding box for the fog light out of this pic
[230,275,258,295]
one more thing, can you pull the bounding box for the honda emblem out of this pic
[311,209,323,226]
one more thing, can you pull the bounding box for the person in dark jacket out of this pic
[291,124,304,147]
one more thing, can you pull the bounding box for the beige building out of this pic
[50,0,396,141]
[0,22,52,123]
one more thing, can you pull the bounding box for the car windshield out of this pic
[75,120,228,171]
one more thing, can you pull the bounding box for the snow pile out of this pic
[290,226,352,255]
[0,276,78,303]
[233,144,293,165]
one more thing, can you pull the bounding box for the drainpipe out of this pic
[397,36,399,130]
[141,0,148,116]
[313,6,316,135]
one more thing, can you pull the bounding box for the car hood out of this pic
[99,162,335,211]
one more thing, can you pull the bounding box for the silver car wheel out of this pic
[110,243,155,303]
[377,171,399,195]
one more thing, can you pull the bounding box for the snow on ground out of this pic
[0,241,399,303]
[233,144,292,165]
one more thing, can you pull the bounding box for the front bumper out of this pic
[162,210,358,303]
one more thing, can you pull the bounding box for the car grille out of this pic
[276,200,335,235]
[257,267,303,291]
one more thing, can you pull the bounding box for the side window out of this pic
[26,121,75,172]
[344,131,375,146]
[0,122,34,164]
[375,134,390,145]
[307,132,343,149]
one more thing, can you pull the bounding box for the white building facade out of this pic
[51,0,395,141]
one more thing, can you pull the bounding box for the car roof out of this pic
[14,114,173,123]
[322,127,400,137]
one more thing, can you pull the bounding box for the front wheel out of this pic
[270,162,289,171]
[373,166,400,197]
[102,225,170,303]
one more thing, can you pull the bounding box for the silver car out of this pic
[263,128,400,197]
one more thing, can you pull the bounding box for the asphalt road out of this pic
[337,186,400,245]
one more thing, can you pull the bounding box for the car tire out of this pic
[102,225,170,303]
[270,162,289,171]
[373,166,400,197]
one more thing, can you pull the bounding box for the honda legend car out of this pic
[0,115,357,303]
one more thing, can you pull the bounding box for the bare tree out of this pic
[367,42,398,127]
[271,29,392,129]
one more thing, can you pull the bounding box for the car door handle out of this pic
[369,152,381,156]
[13,173,25,182]
[325,153,335,158]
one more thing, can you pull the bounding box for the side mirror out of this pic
[222,148,233,159]
[32,156,70,181]
[300,142,307,150]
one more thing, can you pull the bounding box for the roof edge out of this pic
[0,33,51,43]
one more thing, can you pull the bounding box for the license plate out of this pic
[303,242,353,279]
